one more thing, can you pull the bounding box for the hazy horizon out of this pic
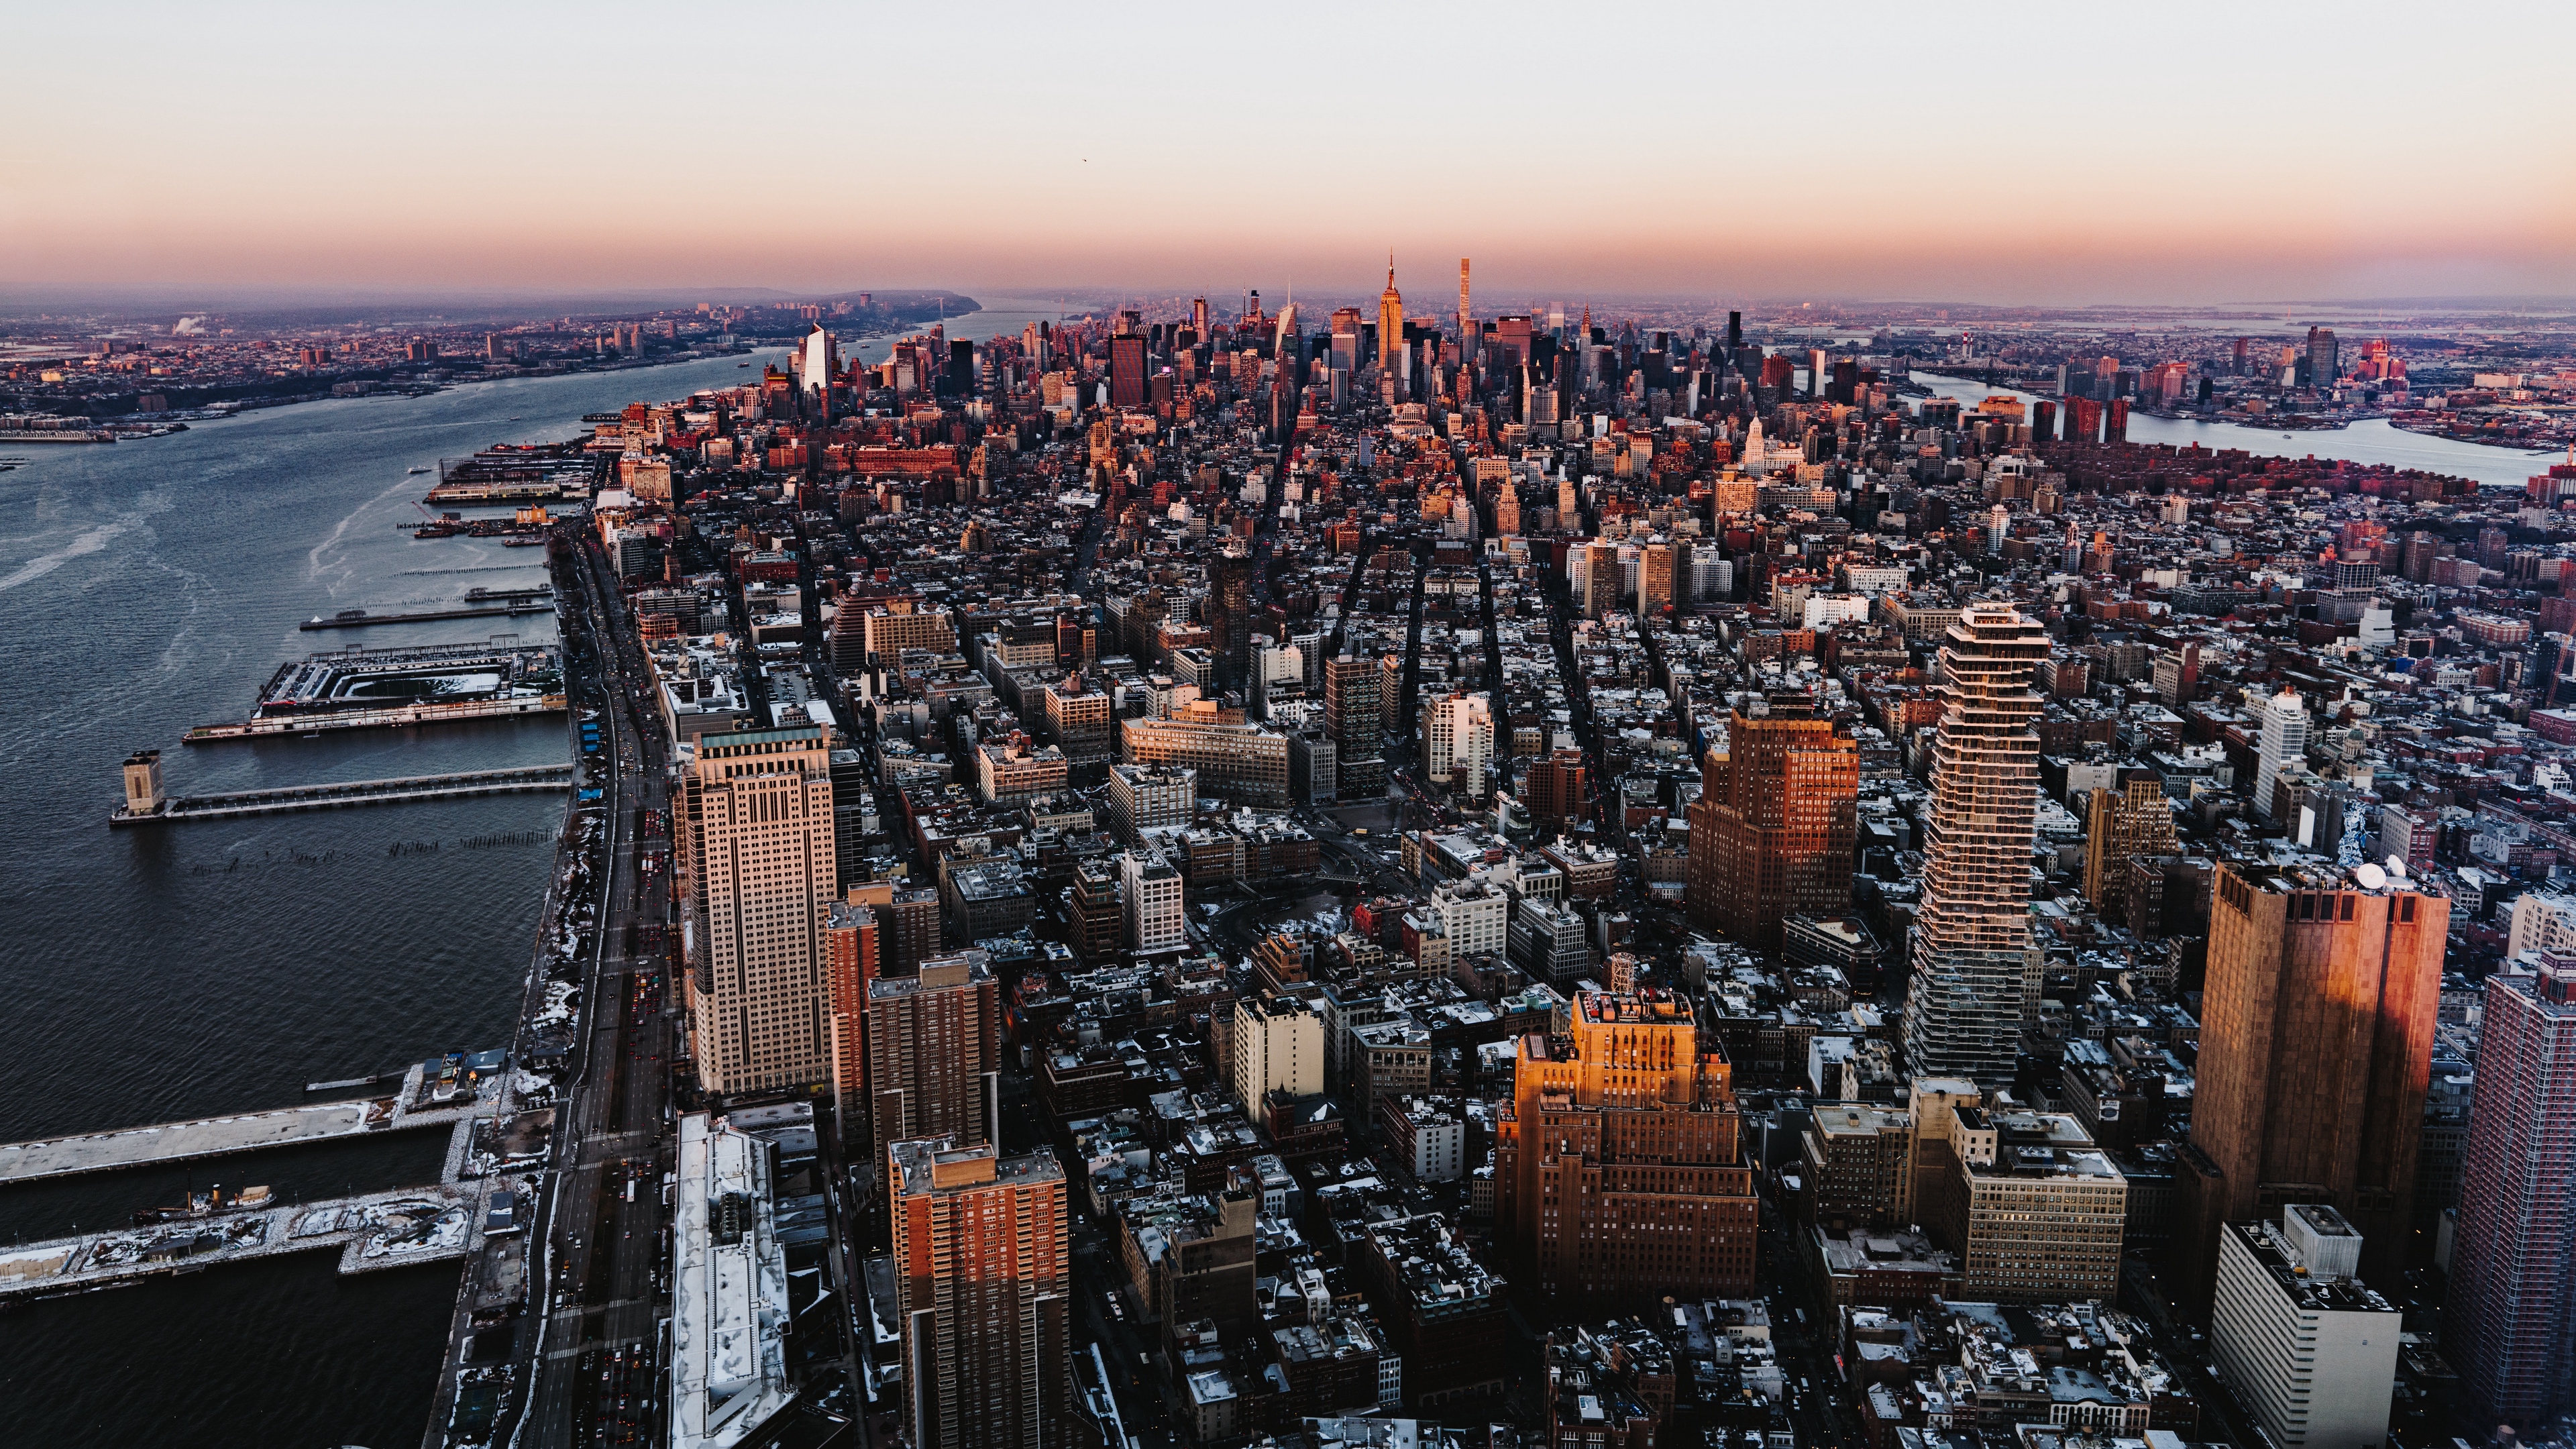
[7,1,2571,307]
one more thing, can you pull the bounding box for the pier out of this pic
[0,1183,492,1300]
[111,764,574,825]
[0,1065,484,1185]
[183,692,568,742]
[301,603,553,631]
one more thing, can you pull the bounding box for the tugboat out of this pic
[132,1183,272,1226]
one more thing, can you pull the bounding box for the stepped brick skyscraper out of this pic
[680,725,837,1095]
[2181,859,2448,1301]
[1494,987,1758,1301]
[2445,956,2576,1429]
[888,1137,1072,1449]
[1902,604,2049,1086]
[1685,696,1858,951]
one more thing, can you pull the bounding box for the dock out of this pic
[0,1066,482,1185]
[301,603,553,631]
[183,692,568,742]
[0,1183,492,1301]
[111,765,574,825]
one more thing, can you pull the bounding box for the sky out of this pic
[5,1,2571,307]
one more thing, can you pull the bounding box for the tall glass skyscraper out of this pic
[1902,603,2049,1087]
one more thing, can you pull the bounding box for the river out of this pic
[0,301,1049,1447]
[1909,370,2558,490]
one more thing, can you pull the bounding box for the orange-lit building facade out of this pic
[1495,989,1759,1302]
[823,897,880,1153]
[1684,699,1858,950]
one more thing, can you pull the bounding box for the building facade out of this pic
[1902,604,2049,1086]
[1495,988,1759,1302]
[680,725,838,1095]
[2183,860,2447,1296]
[888,1138,1073,1449]
[2445,955,2576,1428]
[1684,698,1858,951]
[2212,1206,2399,1449]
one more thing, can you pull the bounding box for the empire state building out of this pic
[1377,254,1404,367]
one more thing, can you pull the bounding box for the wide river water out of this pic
[0,301,1065,1448]
[1910,370,2558,490]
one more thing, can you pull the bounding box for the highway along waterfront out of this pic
[0,349,782,1449]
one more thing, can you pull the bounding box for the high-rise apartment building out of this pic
[1121,847,1185,953]
[680,726,837,1096]
[1323,653,1383,794]
[1585,541,1621,620]
[2182,859,2447,1297]
[2082,774,2176,922]
[888,1137,1072,1449]
[1901,605,2049,1086]
[1231,992,1324,1118]
[2212,1205,2399,1449]
[2253,687,2308,820]
[865,951,999,1171]
[1495,988,1758,1301]
[1639,541,1678,616]
[1456,258,1470,341]
[1684,697,1858,951]
[1420,691,1493,797]
[2445,954,2576,1428]
[824,898,880,1153]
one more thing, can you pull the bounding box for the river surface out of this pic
[1910,370,2557,490]
[0,303,1036,1446]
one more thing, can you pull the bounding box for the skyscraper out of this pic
[1585,539,1621,620]
[865,950,1000,1171]
[1456,258,1471,341]
[2253,687,2308,820]
[1377,254,1404,368]
[680,726,837,1095]
[888,1136,1073,1449]
[2182,859,2448,1297]
[1208,550,1254,688]
[1110,333,1146,410]
[2446,954,2576,1428]
[1639,540,1677,616]
[1420,691,1493,797]
[2307,326,2339,389]
[1324,653,1383,795]
[824,898,880,1152]
[1901,604,2048,1086]
[1685,697,1858,951]
[1494,987,1758,1301]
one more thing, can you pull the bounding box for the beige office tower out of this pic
[680,725,837,1095]
[1902,604,2049,1087]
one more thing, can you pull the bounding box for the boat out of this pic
[132,1183,272,1226]
[407,466,431,475]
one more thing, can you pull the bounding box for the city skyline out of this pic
[7,3,2572,305]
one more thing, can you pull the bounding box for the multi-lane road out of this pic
[420,529,681,1449]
